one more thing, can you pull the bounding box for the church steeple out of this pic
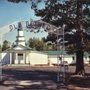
[16,22,25,46]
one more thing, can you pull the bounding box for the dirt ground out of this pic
[0,66,90,90]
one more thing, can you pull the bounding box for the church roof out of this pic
[47,51,67,55]
[13,45,31,50]
[3,45,32,53]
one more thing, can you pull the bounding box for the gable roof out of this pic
[13,45,31,50]
[3,45,32,53]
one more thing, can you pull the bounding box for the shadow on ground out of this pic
[2,68,59,90]
[68,74,90,88]
[1,66,90,90]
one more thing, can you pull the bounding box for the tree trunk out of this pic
[75,50,85,75]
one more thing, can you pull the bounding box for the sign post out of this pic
[57,24,66,86]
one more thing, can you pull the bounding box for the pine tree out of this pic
[8,0,90,75]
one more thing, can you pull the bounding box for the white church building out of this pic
[1,22,90,66]
[1,22,48,66]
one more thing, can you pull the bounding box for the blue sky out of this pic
[0,0,32,26]
[0,0,47,44]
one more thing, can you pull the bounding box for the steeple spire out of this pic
[16,22,25,46]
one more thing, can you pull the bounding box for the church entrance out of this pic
[18,53,23,64]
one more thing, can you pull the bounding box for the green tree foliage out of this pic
[28,38,49,51]
[11,42,16,48]
[2,40,10,51]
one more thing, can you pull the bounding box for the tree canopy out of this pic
[2,40,11,51]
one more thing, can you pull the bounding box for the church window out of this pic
[18,53,23,60]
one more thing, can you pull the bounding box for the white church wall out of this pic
[64,57,74,64]
[84,57,89,64]
[1,52,89,66]
[20,60,25,64]
[15,60,18,64]
[26,53,30,64]
[18,31,24,36]
[48,55,75,65]
[18,37,25,41]
[14,53,18,64]
[29,51,48,65]
[48,55,58,65]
